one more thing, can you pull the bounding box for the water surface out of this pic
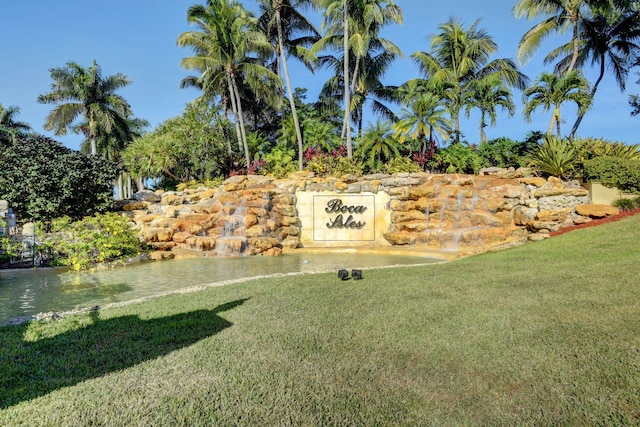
[0,253,438,321]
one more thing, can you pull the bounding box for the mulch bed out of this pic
[550,208,640,237]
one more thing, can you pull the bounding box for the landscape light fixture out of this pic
[338,269,349,280]
[352,269,363,280]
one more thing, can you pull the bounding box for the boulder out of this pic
[575,204,620,218]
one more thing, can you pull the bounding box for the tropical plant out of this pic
[383,156,421,174]
[612,195,640,210]
[37,60,133,156]
[177,0,281,167]
[355,119,401,169]
[526,134,580,178]
[432,142,483,174]
[411,18,527,142]
[45,213,146,271]
[393,84,451,154]
[574,136,640,159]
[477,137,529,169]
[465,77,516,143]
[522,70,592,136]
[258,0,321,170]
[0,135,118,230]
[302,117,341,152]
[0,103,31,145]
[548,5,640,136]
[261,146,298,178]
[122,101,230,186]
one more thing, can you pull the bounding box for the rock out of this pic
[575,204,620,218]
[383,232,416,245]
[519,177,547,187]
[161,194,186,205]
[535,208,570,222]
[133,190,161,203]
[148,251,175,261]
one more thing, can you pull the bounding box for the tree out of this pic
[394,86,451,155]
[465,77,516,143]
[355,119,401,169]
[37,60,133,156]
[314,0,403,157]
[0,135,117,230]
[258,0,320,170]
[523,70,592,137]
[411,18,527,143]
[122,101,231,187]
[0,103,31,145]
[178,0,280,168]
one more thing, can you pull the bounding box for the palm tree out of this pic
[394,83,451,155]
[523,70,592,137]
[514,0,590,73]
[554,5,640,136]
[178,0,280,168]
[0,103,31,145]
[258,0,320,170]
[356,119,401,168]
[37,60,133,156]
[411,18,527,143]
[314,0,403,157]
[465,77,516,143]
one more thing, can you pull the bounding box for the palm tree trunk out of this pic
[343,0,353,157]
[230,75,251,168]
[570,59,604,138]
[567,14,580,73]
[276,7,305,171]
[226,73,244,156]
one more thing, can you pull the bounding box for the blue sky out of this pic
[1,0,639,151]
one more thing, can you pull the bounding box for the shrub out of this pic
[477,137,526,168]
[432,142,482,174]
[583,156,640,194]
[44,213,146,271]
[261,147,298,178]
[526,135,580,178]
[384,156,422,174]
[612,197,640,211]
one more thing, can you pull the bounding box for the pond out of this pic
[0,252,440,322]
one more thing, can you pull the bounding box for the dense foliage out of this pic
[43,213,146,271]
[0,135,118,229]
[583,156,640,193]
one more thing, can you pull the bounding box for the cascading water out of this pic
[215,198,248,257]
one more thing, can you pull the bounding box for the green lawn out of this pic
[2,216,640,426]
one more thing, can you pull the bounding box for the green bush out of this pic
[433,142,482,174]
[384,156,422,174]
[44,213,146,271]
[261,147,298,179]
[332,156,363,177]
[612,197,640,211]
[583,156,640,194]
[477,137,527,168]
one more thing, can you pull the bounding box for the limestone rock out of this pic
[535,208,570,222]
[575,204,620,218]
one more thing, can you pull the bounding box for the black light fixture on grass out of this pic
[352,269,363,280]
[338,269,349,280]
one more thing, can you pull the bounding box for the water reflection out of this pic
[0,253,437,321]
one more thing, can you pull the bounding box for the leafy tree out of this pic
[37,60,133,156]
[0,135,117,230]
[432,142,483,174]
[477,137,528,168]
[122,101,231,187]
[523,70,592,136]
[0,103,31,145]
[411,18,527,143]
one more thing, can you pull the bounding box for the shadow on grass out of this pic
[0,298,248,408]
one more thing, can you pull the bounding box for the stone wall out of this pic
[117,171,619,259]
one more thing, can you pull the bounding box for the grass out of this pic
[1,216,640,426]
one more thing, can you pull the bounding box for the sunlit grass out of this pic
[2,216,640,425]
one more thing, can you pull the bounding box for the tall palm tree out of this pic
[551,5,640,136]
[411,18,527,143]
[37,60,132,156]
[465,77,516,143]
[314,0,402,157]
[258,0,320,170]
[523,70,592,137]
[0,103,31,145]
[178,0,280,168]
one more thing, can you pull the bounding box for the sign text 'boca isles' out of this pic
[324,199,367,229]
